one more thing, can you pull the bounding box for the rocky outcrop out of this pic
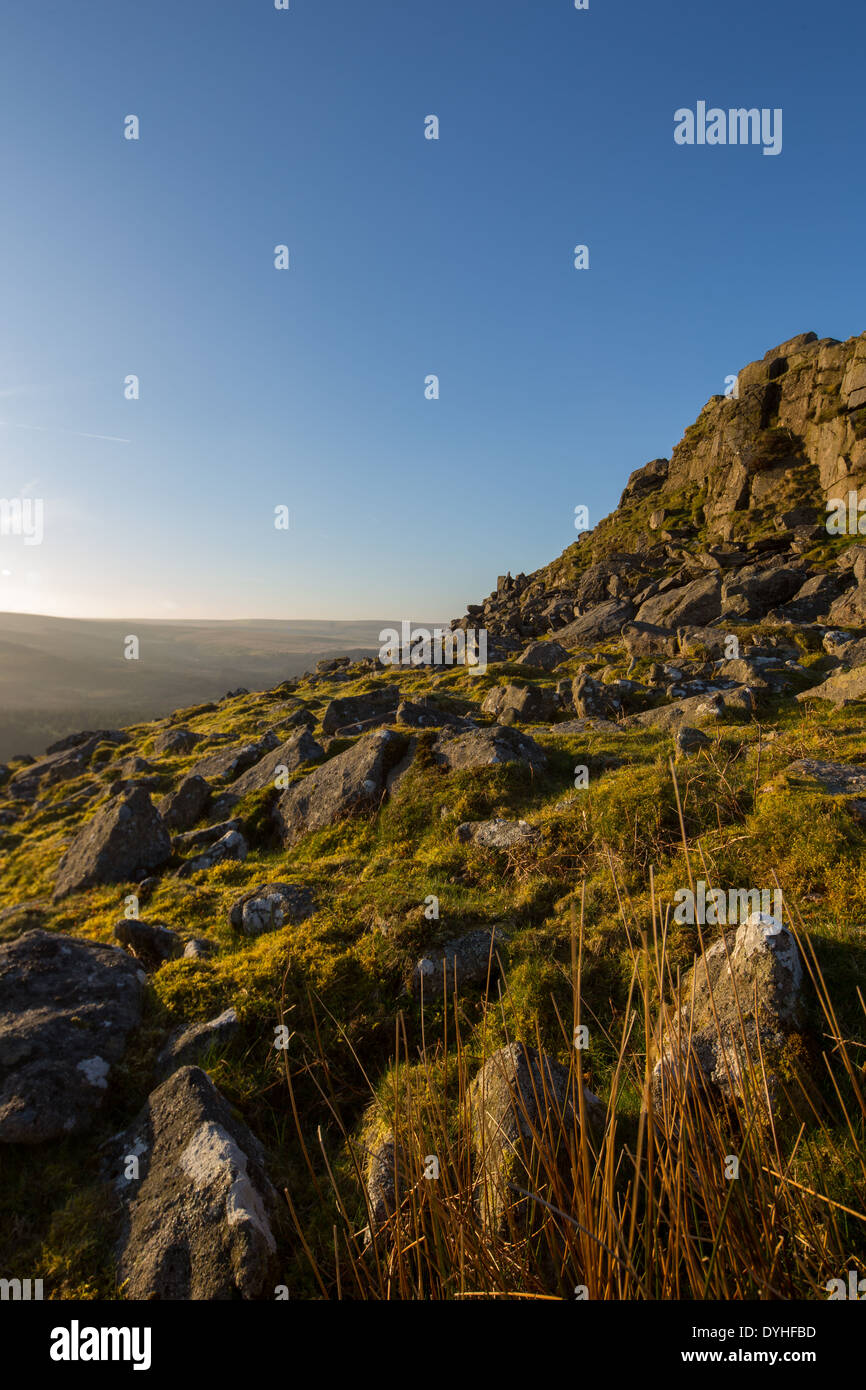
[158,775,212,832]
[321,687,401,735]
[0,930,144,1143]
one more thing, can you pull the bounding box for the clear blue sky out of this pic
[0,0,863,620]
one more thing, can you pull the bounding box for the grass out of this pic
[2,658,866,1299]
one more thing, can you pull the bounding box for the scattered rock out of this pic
[514,641,569,671]
[158,775,212,832]
[653,912,805,1117]
[189,734,279,785]
[53,788,171,900]
[321,687,401,735]
[273,729,408,847]
[432,725,547,775]
[676,726,711,756]
[0,930,144,1143]
[183,937,217,960]
[456,819,540,849]
[176,829,248,878]
[113,1066,278,1299]
[157,1009,239,1077]
[153,727,203,758]
[227,729,324,797]
[469,1043,603,1232]
[229,882,316,936]
[779,759,866,797]
[113,919,181,971]
[481,683,556,723]
[412,927,505,999]
[796,665,866,707]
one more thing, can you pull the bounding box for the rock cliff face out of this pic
[452,330,866,643]
[661,331,866,534]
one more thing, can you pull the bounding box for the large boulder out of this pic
[556,599,635,648]
[653,913,805,1117]
[796,665,866,707]
[469,1043,603,1233]
[158,775,212,832]
[720,563,805,619]
[113,1066,278,1299]
[432,725,547,775]
[481,683,556,723]
[188,734,279,785]
[273,729,407,847]
[227,729,324,797]
[53,788,171,900]
[0,930,144,1143]
[321,687,401,735]
[636,574,722,628]
[514,641,569,671]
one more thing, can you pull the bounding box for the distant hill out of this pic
[0,615,440,760]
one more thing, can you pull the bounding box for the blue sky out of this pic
[0,0,863,620]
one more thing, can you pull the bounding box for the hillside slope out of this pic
[1,332,865,1302]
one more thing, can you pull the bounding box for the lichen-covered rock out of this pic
[514,641,569,671]
[273,729,407,847]
[637,574,722,628]
[456,819,539,850]
[53,787,171,900]
[0,930,144,1143]
[176,829,247,878]
[469,1043,603,1233]
[411,927,505,999]
[158,775,212,832]
[481,683,556,723]
[796,665,866,707]
[653,912,805,1117]
[432,725,547,775]
[113,1066,278,1300]
[321,687,401,735]
[227,728,324,796]
[229,882,315,936]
